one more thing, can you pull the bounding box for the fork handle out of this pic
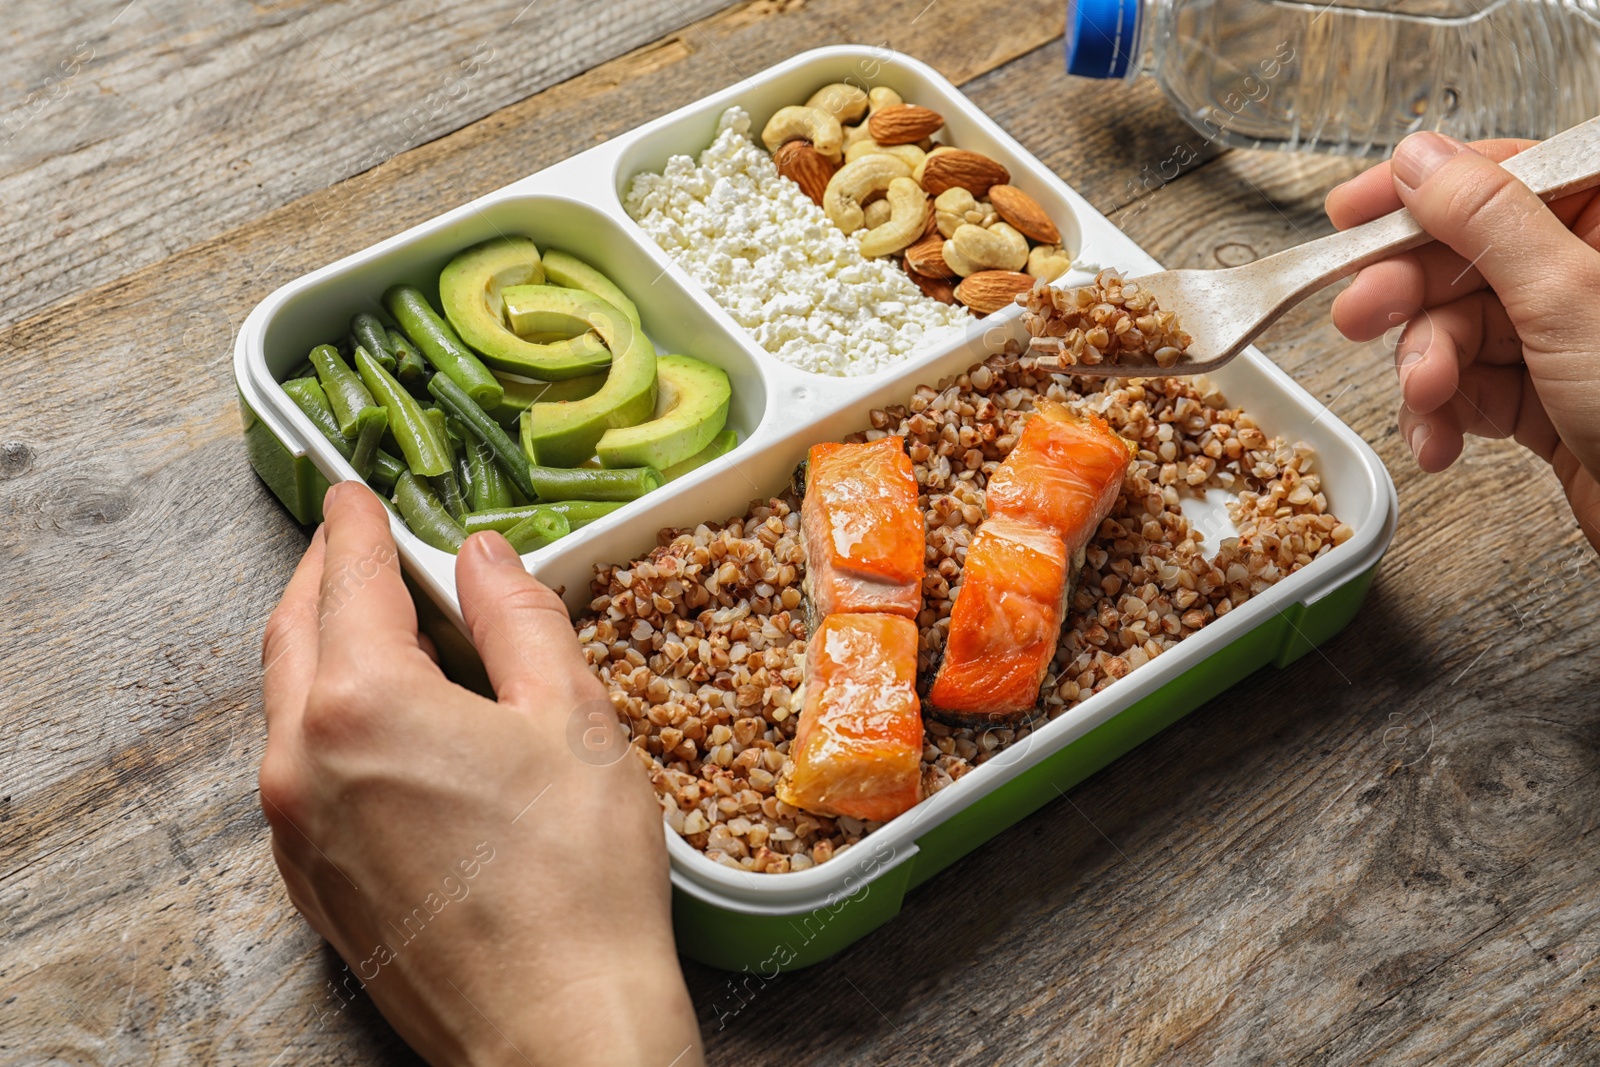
[1268,115,1600,303]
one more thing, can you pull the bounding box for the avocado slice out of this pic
[595,354,731,470]
[541,249,642,329]
[439,237,611,380]
[487,368,608,428]
[661,428,738,480]
[517,293,658,467]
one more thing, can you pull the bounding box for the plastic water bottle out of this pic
[1064,0,1600,156]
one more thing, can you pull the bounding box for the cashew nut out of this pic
[804,83,869,124]
[842,87,906,149]
[858,178,929,257]
[867,87,903,112]
[934,187,979,238]
[1027,243,1073,281]
[863,198,893,229]
[967,203,999,228]
[823,154,913,232]
[843,138,927,170]
[913,145,958,187]
[761,105,844,161]
[942,221,1029,276]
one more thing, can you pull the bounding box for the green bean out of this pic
[471,443,514,511]
[287,360,318,381]
[426,371,536,502]
[309,344,381,436]
[461,500,624,535]
[383,284,503,409]
[448,416,475,499]
[350,313,397,372]
[393,472,465,552]
[422,407,454,459]
[526,464,662,503]
[283,376,404,488]
[283,378,354,460]
[355,348,451,477]
[370,449,405,495]
[504,508,570,553]
[387,326,428,384]
[454,418,513,512]
[349,406,389,480]
[420,408,465,518]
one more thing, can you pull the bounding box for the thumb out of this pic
[1391,131,1600,353]
[454,531,604,710]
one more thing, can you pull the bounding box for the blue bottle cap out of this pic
[1064,0,1142,79]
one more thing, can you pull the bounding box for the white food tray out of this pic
[234,46,1396,942]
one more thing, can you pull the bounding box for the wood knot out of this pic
[0,441,33,479]
[1214,242,1257,268]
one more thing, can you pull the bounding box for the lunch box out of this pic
[234,45,1397,973]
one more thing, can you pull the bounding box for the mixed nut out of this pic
[761,83,1074,316]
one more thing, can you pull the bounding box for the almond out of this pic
[987,184,1060,244]
[904,231,957,278]
[773,140,837,207]
[904,264,956,305]
[868,104,945,146]
[954,270,1034,315]
[919,149,1010,198]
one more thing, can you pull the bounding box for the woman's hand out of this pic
[1326,130,1600,550]
[259,481,703,1067]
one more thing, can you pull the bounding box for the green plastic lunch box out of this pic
[235,46,1396,971]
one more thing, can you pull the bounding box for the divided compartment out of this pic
[608,45,1087,380]
[248,192,772,612]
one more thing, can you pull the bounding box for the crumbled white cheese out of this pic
[624,107,970,377]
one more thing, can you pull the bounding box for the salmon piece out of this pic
[924,517,1070,724]
[778,613,924,822]
[984,400,1133,555]
[801,437,924,619]
[925,402,1130,724]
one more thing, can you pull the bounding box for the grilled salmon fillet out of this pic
[778,613,924,822]
[923,517,1070,723]
[983,400,1132,554]
[926,401,1133,725]
[801,437,924,620]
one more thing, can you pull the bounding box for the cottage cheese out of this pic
[624,108,970,377]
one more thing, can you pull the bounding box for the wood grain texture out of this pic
[4,3,1599,1065]
[0,0,745,328]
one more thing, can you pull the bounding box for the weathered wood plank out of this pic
[0,0,746,328]
[4,2,1598,1064]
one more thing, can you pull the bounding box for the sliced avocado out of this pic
[541,249,642,329]
[661,428,738,480]
[487,368,608,427]
[518,297,658,467]
[504,284,630,337]
[439,237,610,380]
[595,355,731,470]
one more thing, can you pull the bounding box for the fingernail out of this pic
[471,531,521,566]
[1408,421,1431,462]
[1392,132,1464,192]
[324,480,353,509]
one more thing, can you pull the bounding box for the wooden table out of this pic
[4,2,1597,1063]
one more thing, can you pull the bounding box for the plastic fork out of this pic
[1061,114,1600,377]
